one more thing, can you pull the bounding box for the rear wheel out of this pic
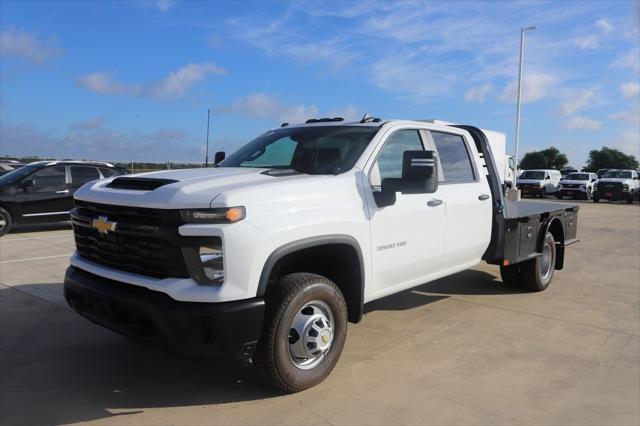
[555,193,563,200]
[0,207,12,237]
[520,232,556,291]
[593,195,599,203]
[254,273,348,393]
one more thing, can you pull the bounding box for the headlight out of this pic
[580,185,586,190]
[593,183,598,190]
[623,184,629,191]
[180,207,246,223]
[558,184,563,189]
[182,239,224,284]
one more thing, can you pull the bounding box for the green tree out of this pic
[584,146,639,172]
[519,146,569,170]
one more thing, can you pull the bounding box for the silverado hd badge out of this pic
[91,216,117,235]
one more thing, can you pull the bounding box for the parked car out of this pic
[0,161,124,236]
[560,168,578,179]
[63,118,580,392]
[593,169,639,204]
[556,172,598,200]
[517,169,562,197]
[0,160,25,176]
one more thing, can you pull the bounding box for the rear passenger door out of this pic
[428,130,492,269]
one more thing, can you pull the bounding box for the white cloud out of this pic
[464,83,492,103]
[0,28,64,63]
[610,48,640,73]
[220,93,359,124]
[595,18,613,34]
[620,82,640,99]
[149,63,226,99]
[154,0,175,12]
[76,63,226,100]
[499,73,556,103]
[574,35,599,50]
[70,117,105,130]
[559,88,597,116]
[565,116,603,130]
[609,109,640,124]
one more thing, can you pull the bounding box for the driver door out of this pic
[16,165,69,217]
[364,129,446,300]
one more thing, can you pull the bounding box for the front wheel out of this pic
[0,207,12,237]
[520,232,556,291]
[593,195,599,203]
[627,192,634,204]
[254,273,348,393]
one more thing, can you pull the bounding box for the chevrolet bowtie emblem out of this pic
[92,216,117,235]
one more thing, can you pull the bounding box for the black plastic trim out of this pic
[64,266,264,359]
[256,235,365,321]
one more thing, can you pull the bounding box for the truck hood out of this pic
[74,167,324,209]
[597,177,634,184]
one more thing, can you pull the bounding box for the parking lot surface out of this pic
[1,200,638,426]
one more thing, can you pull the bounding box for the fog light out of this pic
[182,238,224,285]
[200,246,223,281]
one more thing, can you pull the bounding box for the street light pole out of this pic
[205,108,210,167]
[514,26,536,189]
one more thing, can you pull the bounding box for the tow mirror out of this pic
[214,151,226,165]
[22,178,35,188]
[374,150,438,208]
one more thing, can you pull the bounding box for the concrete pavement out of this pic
[1,200,638,425]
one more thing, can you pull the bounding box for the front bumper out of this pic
[64,266,265,359]
[557,188,587,198]
[519,185,543,196]
[593,189,628,200]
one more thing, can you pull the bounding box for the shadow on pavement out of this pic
[1,268,524,425]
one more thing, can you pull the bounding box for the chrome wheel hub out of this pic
[287,300,334,370]
[540,241,553,280]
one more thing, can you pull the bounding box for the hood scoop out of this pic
[106,177,178,191]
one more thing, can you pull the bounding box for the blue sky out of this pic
[1,0,638,166]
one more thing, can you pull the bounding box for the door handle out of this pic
[56,189,69,194]
[478,194,490,201]
[427,199,443,207]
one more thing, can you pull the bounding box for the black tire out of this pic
[499,263,521,286]
[627,193,634,204]
[555,194,563,200]
[520,232,556,291]
[593,196,599,203]
[254,273,348,393]
[0,207,12,237]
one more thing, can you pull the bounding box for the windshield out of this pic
[565,173,589,180]
[603,171,632,179]
[0,163,42,184]
[221,126,380,174]
[519,171,545,180]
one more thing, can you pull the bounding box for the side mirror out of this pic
[633,176,638,180]
[214,151,225,165]
[22,178,35,188]
[376,150,437,207]
[545,175,551,180]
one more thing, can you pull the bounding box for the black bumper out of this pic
[64,266,265,359]
[593,190,629,201]
[557,188,587,198]
[519,185,543,196]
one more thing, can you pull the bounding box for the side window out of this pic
[431,132,475,183]
[29,166,66,190]
[70,166,100,185]
[240,137,297,168]
[370,130,424,187]
[99,167,118,177]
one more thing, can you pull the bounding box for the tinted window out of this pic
[565,173,589,180]
[30,166,66,189]
[520,171,545,180]
[70,166,100,184]
[99,167,119,177]
[375,130,424,182]
[431,132,475,183]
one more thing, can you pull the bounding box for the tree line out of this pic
[519,146,639,172]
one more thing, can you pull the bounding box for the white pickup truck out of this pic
[593,169,639,204]
[64,118,580,392]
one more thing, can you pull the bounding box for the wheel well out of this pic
[262,243,364,323]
